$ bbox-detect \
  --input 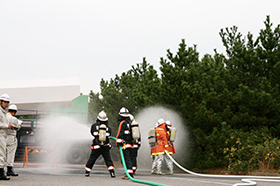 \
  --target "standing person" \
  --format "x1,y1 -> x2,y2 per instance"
85,111 -> 116,178
165,120 -> 175,175
116,107 -> 134,179
150,123 -> 158,174
129,114 -> 141,175
6,104 -> 22,177
0,94 -> 12,181
154,118 -> 169,175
